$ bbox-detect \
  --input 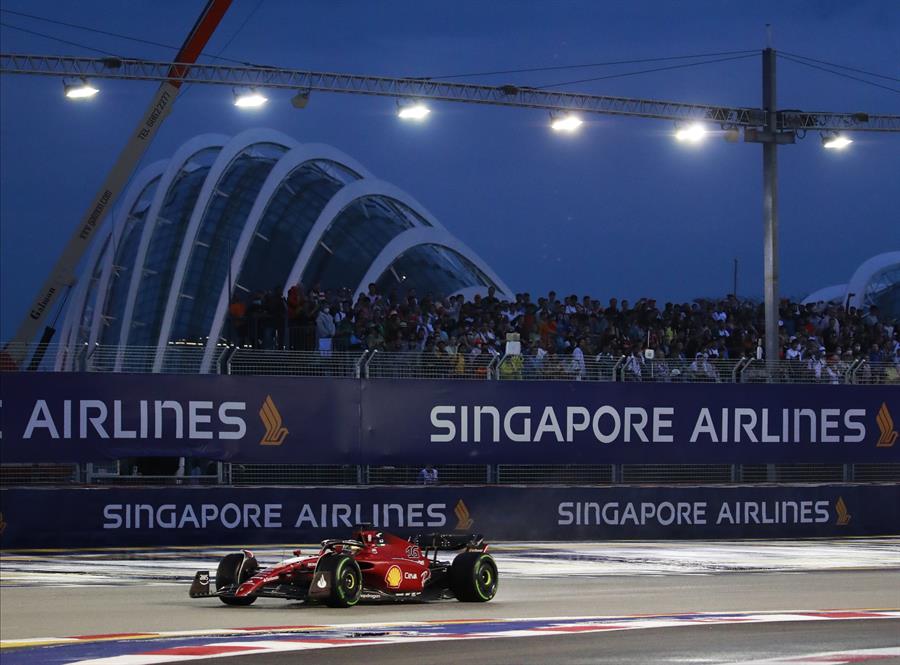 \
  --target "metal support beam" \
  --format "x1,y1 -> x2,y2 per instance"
3,53 -> 899,131
762,48 -> 780,369
0,53 -> 763,124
